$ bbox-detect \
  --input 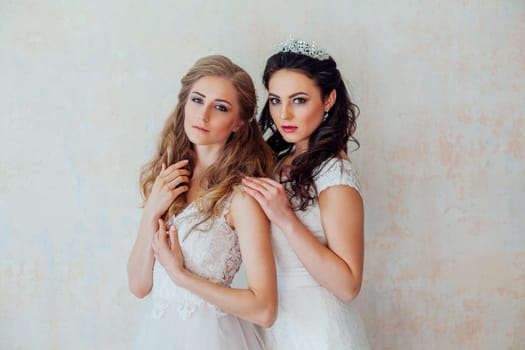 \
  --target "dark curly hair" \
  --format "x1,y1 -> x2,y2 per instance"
259,52 -> 360,210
